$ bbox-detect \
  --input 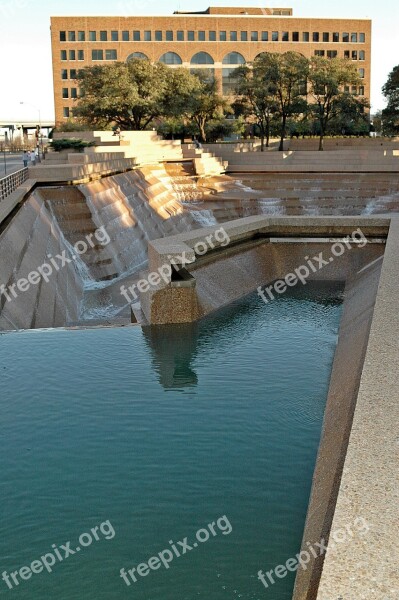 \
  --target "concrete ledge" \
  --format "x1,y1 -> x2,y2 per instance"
315,217 -> 399,600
